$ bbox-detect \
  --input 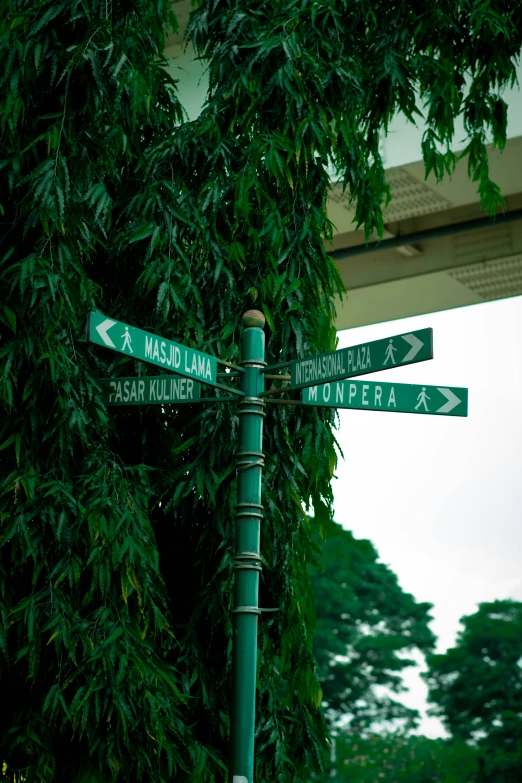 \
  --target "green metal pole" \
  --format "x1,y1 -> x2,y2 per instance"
229,310 -> 266,783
